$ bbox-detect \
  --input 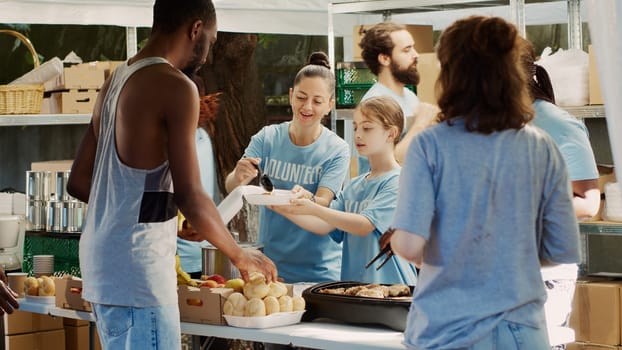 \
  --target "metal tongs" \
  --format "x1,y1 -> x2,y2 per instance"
365,228 -> 395,271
